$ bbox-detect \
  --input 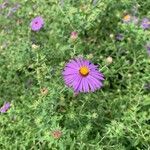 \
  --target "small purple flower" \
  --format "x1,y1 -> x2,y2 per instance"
141,18 -> 150,30
0,0 -> 9,9
116,34 -> 124,41
70,31 -> 78,40
0,102 -> 11,113
146,43 -> 150,55
62,58 -> 104,93
30,16 -> 44,31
